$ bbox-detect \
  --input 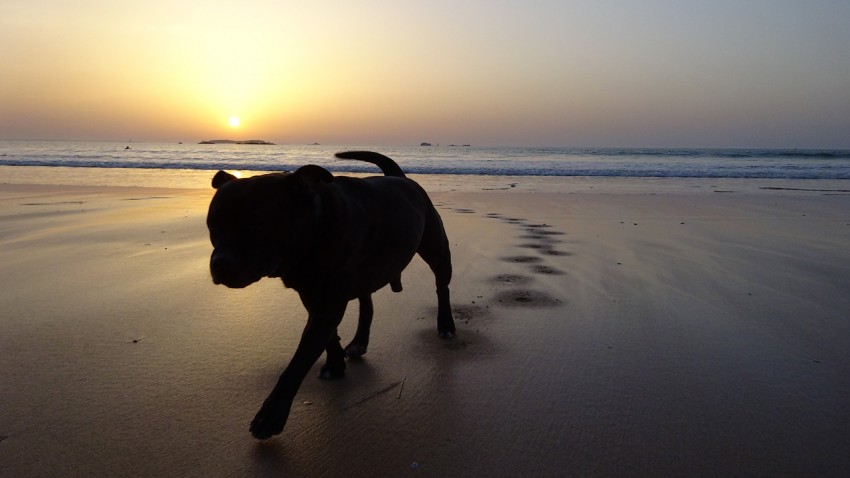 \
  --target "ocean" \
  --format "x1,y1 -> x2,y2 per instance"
2,140 -> 850,180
